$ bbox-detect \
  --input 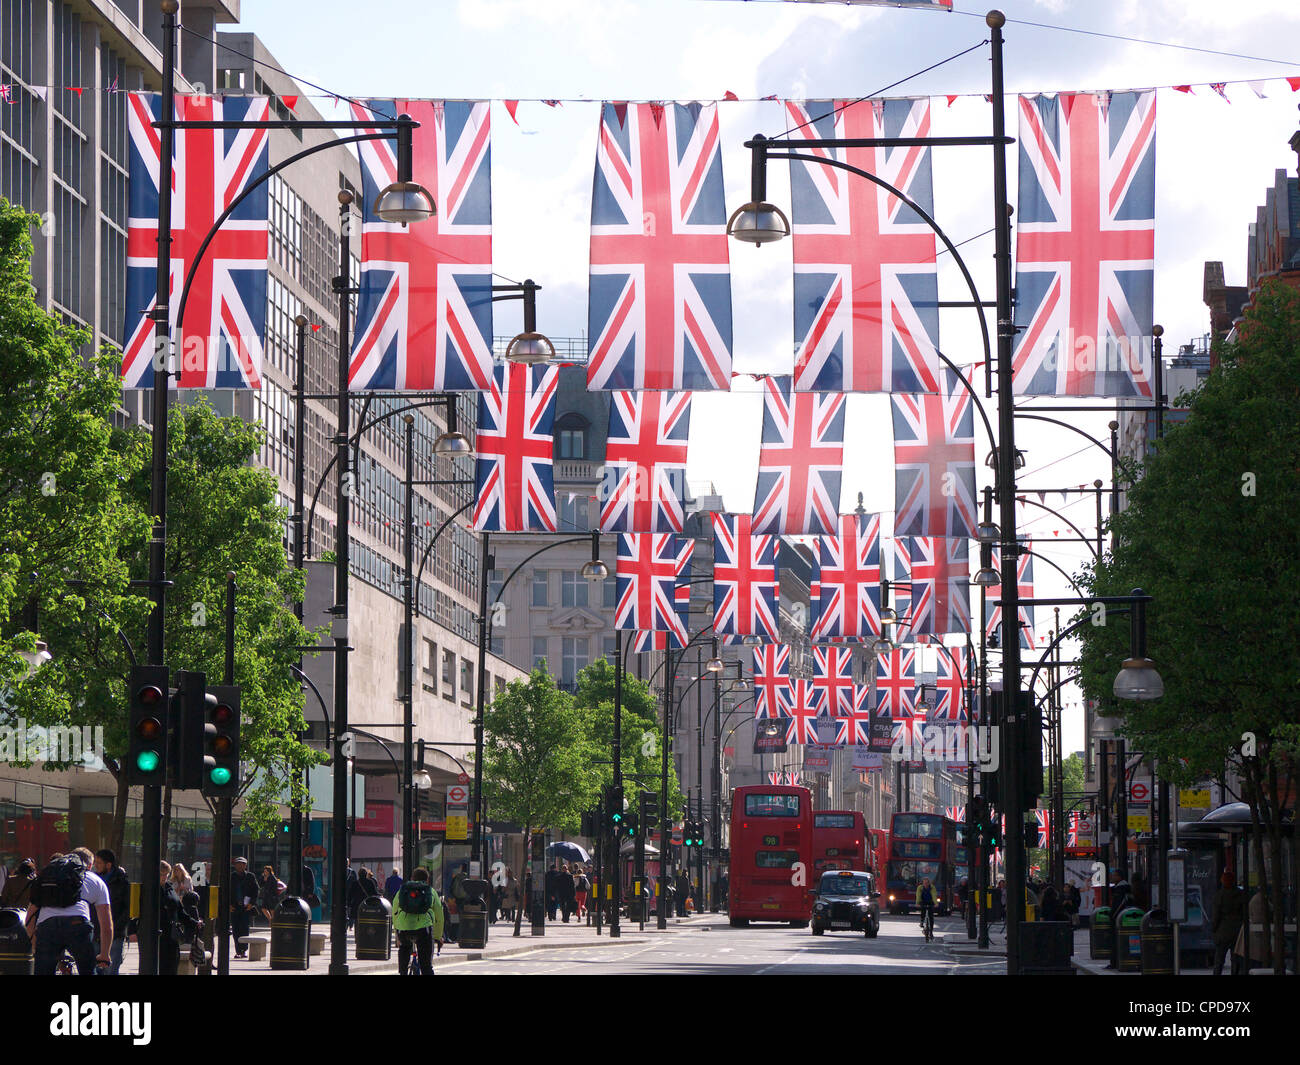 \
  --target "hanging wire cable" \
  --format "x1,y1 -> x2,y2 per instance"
772,38 -> 988,139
